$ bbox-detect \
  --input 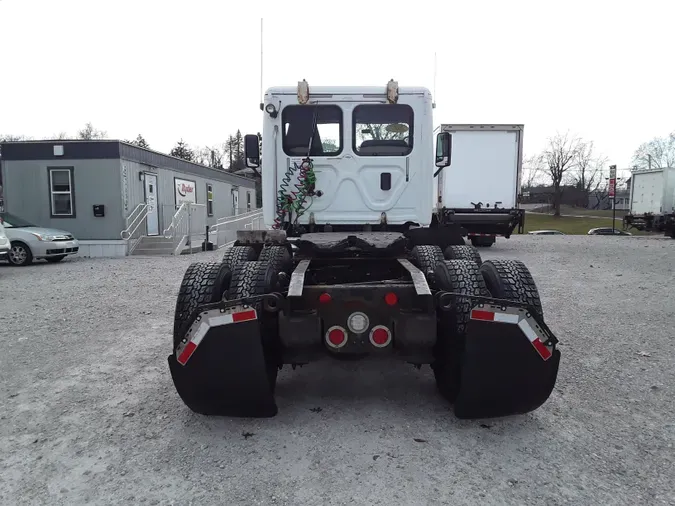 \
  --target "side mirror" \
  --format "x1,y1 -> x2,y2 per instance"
244,134 -> 260,169
435,132 -> 452,171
